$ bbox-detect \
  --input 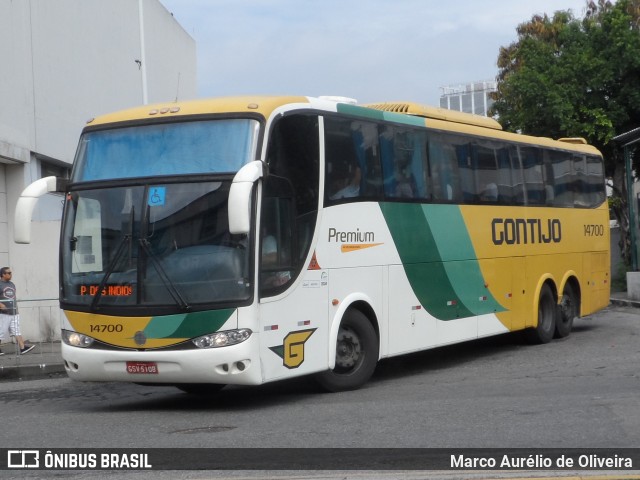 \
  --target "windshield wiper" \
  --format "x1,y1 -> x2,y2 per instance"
90,233 -> 131,311
138,238 -> 190,311
90,205 -> 135,311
